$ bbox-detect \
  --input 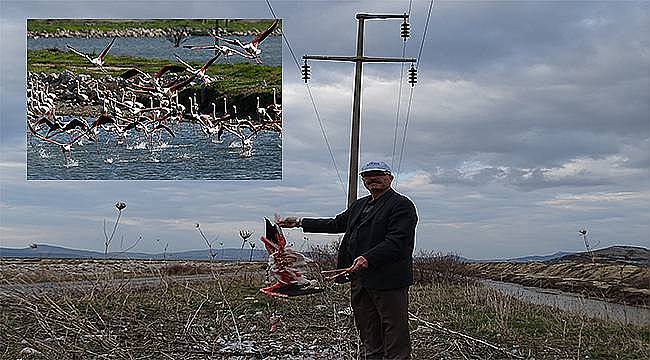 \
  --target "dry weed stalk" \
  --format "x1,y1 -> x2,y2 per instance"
103,201 -> 126,257
248,242 -> 256,262
195,223 -> 219,261
215,271 -> 242,346
239,228 -> 253,262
